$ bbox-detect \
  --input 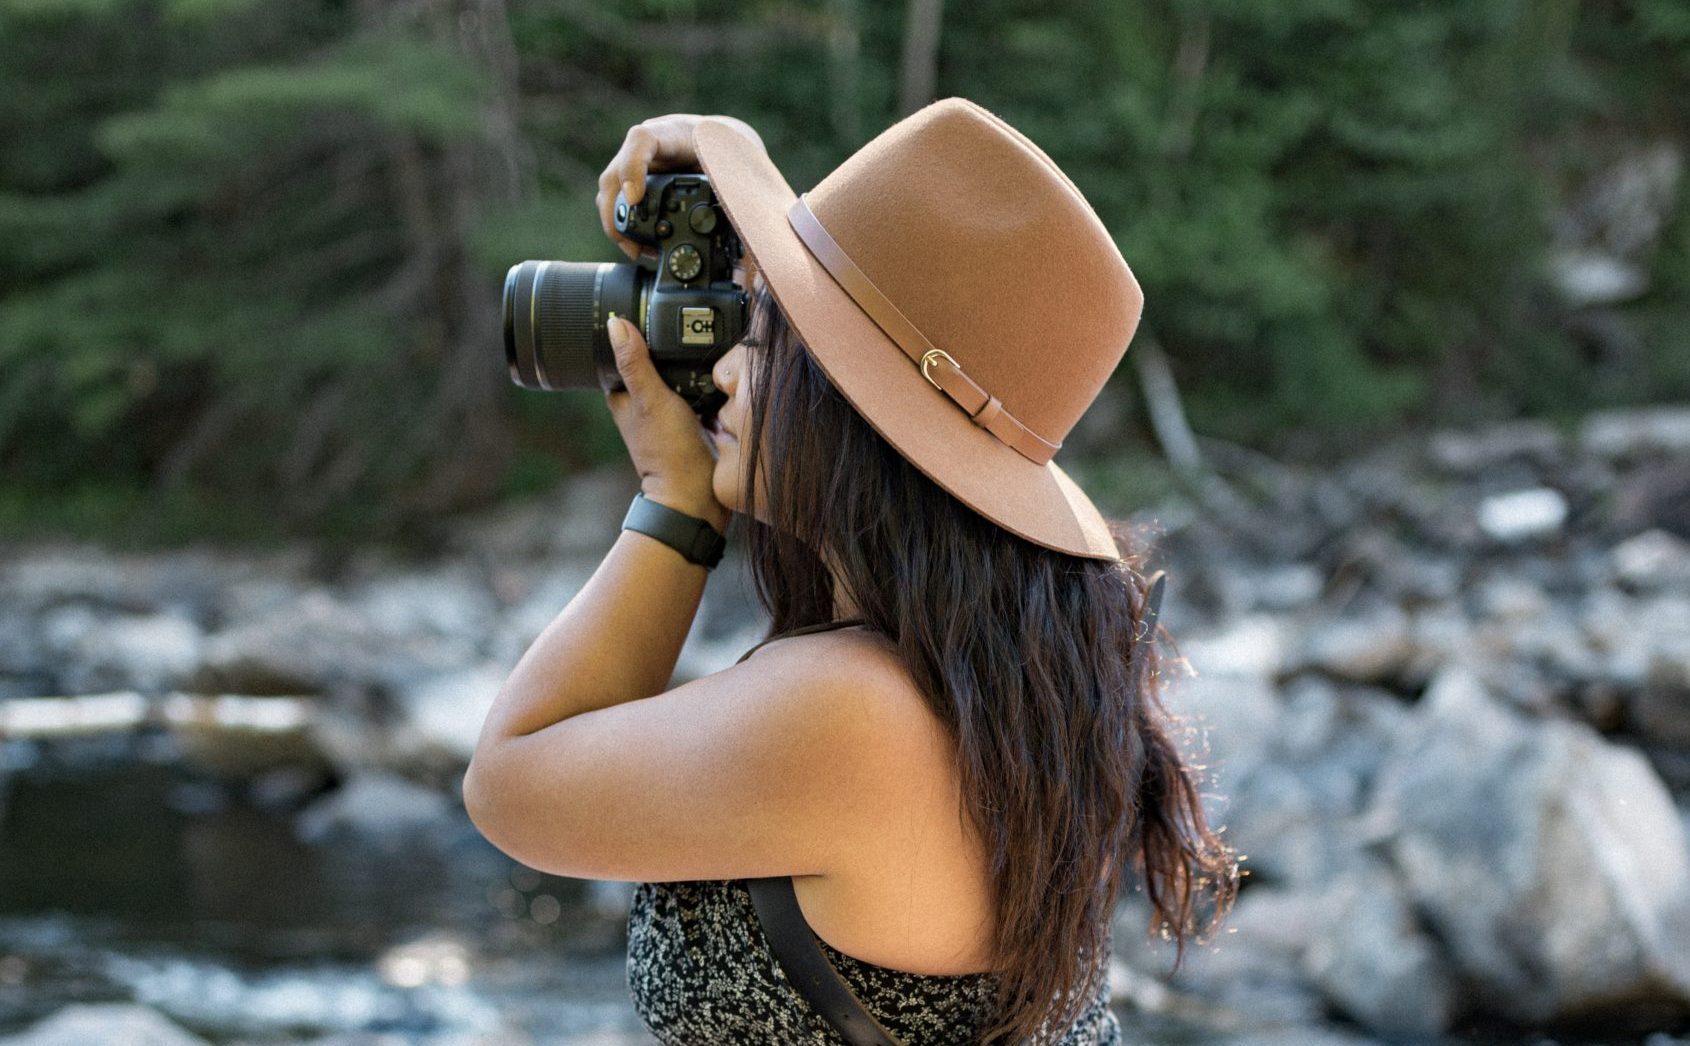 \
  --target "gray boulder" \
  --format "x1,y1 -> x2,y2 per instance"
1372,665 -> 1690,1022
1579,588 -> 1690,747
1299,856 -> 1456,1036
1635,644 -> 1690,748
392,661 -> 507,765
1582,406 -> 1690,459
1176,614 -> 1294,680
1476,486 -> 1568,543
195,588 -> 465,695
343,565 -> 495,658
1292,604 -> 1416,685
1112,886 -> 1330,1030
1155,668 -> 1282,828
0,1003 -> 209,1046
1212,680 -> 1406,889
1427,420 -> 1565,475
1238,563 -> 1326,614
294,770 -> 456,845
41,608 -> 203,693
1613,529 -> 1690,592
